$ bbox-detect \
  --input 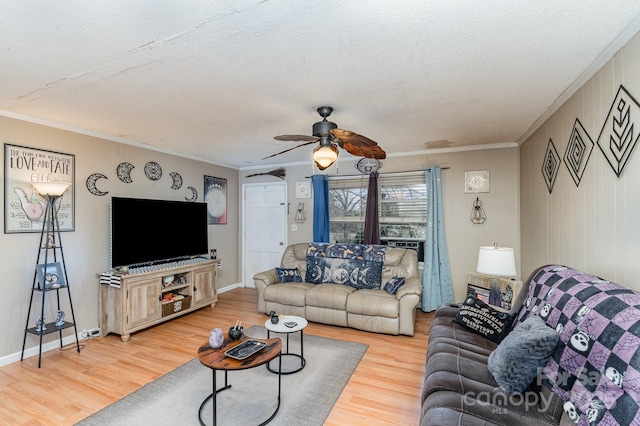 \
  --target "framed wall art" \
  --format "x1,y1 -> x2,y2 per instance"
464,170 -> 490,193
4,144 -> 75,233
204,175 -> 227,224
295,181 -> 311,198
